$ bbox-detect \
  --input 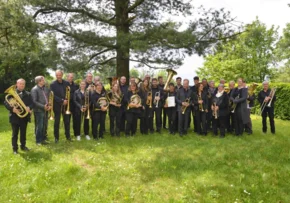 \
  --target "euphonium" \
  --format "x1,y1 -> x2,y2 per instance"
247,83 -> 258,104
65,86 -> 71,114
163,69 -> 177,91
4,85 -> 29,118
181,97 -> 190,114
48,91 -> 54,120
